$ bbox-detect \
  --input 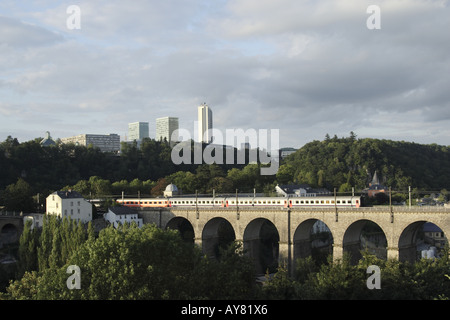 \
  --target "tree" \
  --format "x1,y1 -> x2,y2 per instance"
88,176 -> 111,198
26,224 -> 257,300
17,220 -> 38,278
276,164 -> 295,185
2,178 -> 35,213
151,178 -> 168,197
